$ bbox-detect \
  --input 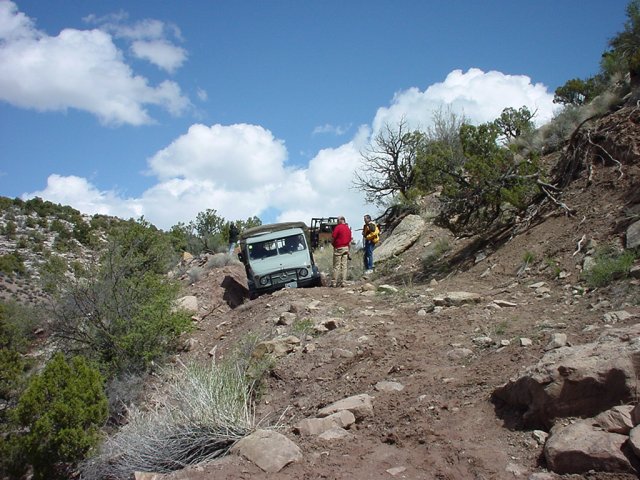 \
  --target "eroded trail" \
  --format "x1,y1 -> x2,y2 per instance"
167,258 -> 639,480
